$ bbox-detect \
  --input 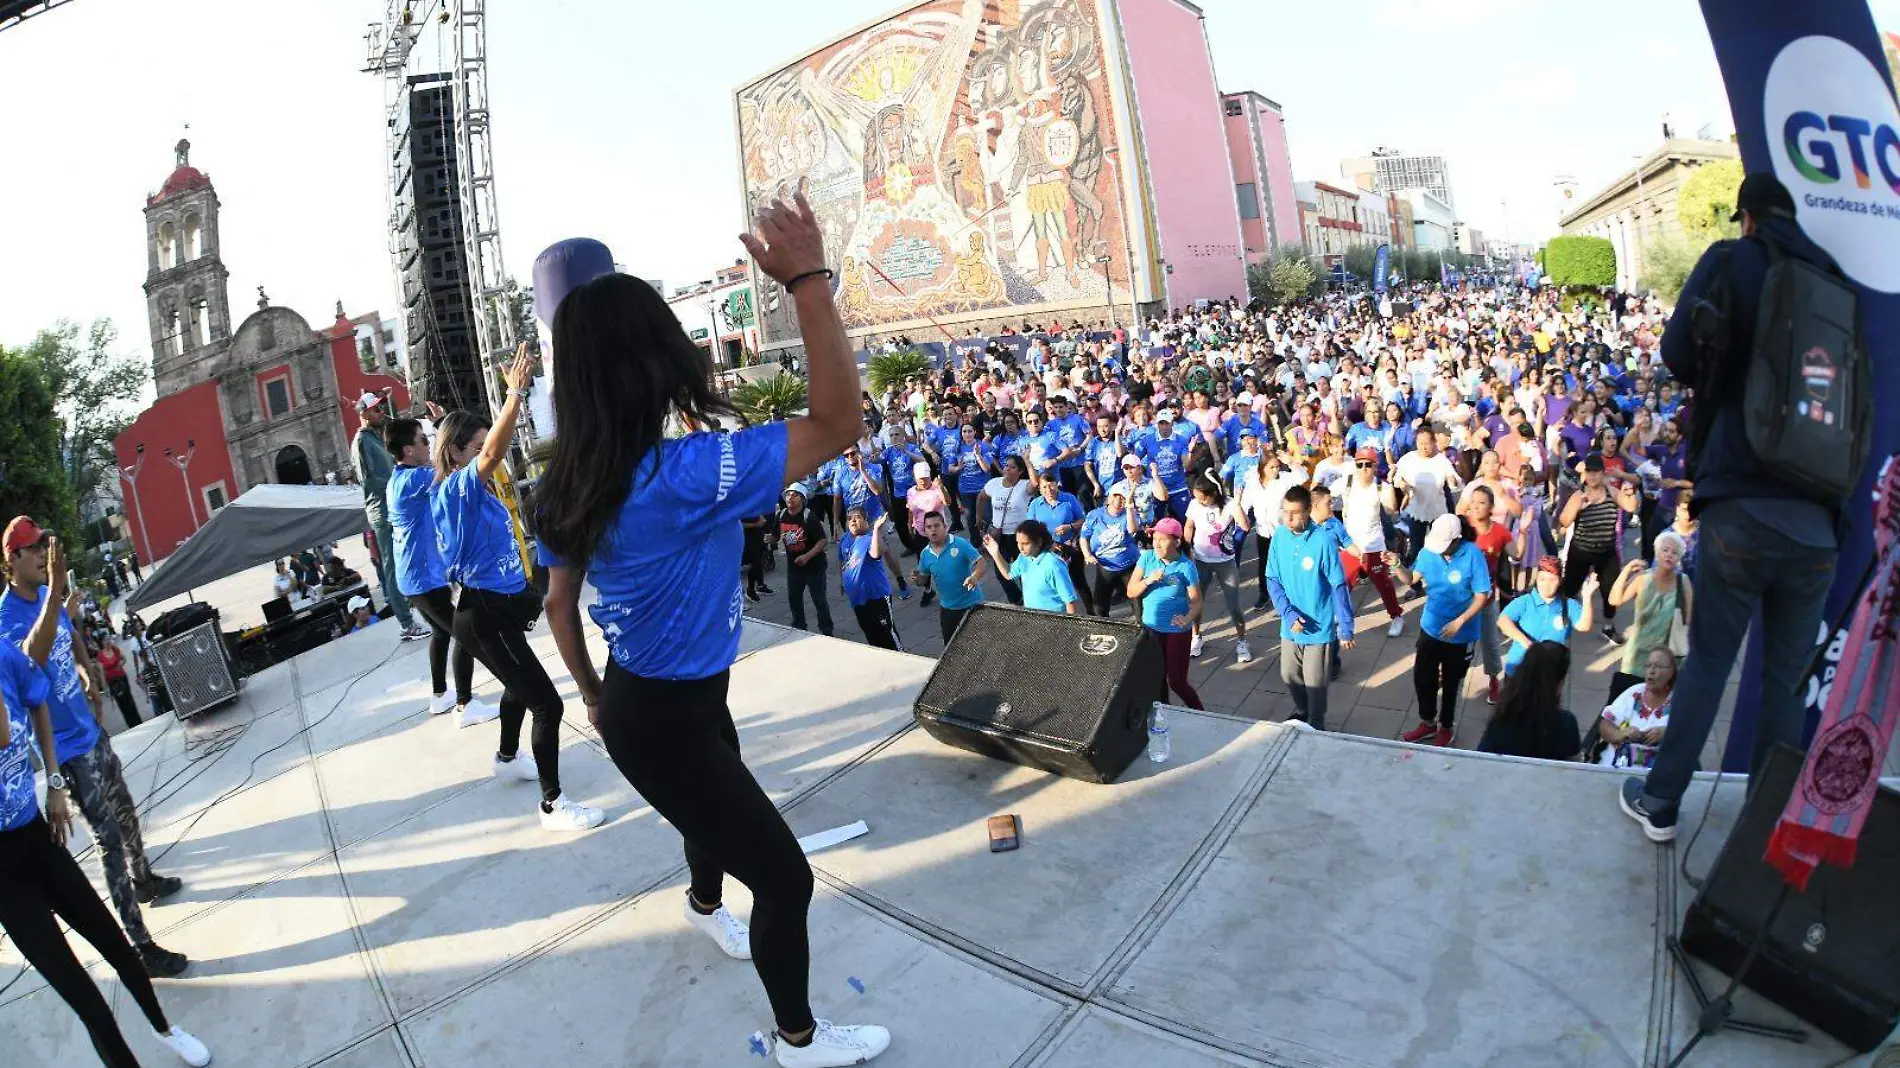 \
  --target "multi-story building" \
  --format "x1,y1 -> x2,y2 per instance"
392,76 -> 482,413
114,142 -> 411,562
1294,180 -> 1362,265
1388,193 -> 1416,250
1356,189 -> 1390,252
1557,137 -> 1740,291
665,260 -> 763,368
1454,222 -> 1487,259
1343,148 -> 1457,213
1221,91 -> 1301,263
1402,189 -> 1455,250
